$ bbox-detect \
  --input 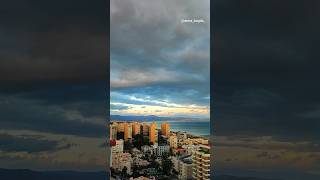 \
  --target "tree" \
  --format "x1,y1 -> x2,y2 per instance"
132,165 -> 140,178
161,153 -> 173,175
121,166 -> 128,180
117,132 -> 124,140
143,136 -> 150,145
149,160 -> 160,170
132,134 -> 144,149
124,140 -> 133,151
